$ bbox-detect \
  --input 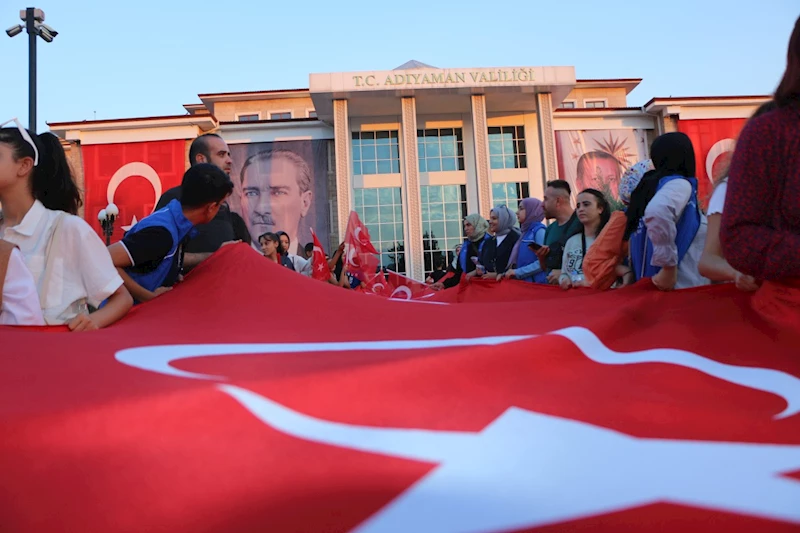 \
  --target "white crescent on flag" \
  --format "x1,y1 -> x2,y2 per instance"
390,286 -> 413,300
107,162 -> 163,213
705,138 -> 736,183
